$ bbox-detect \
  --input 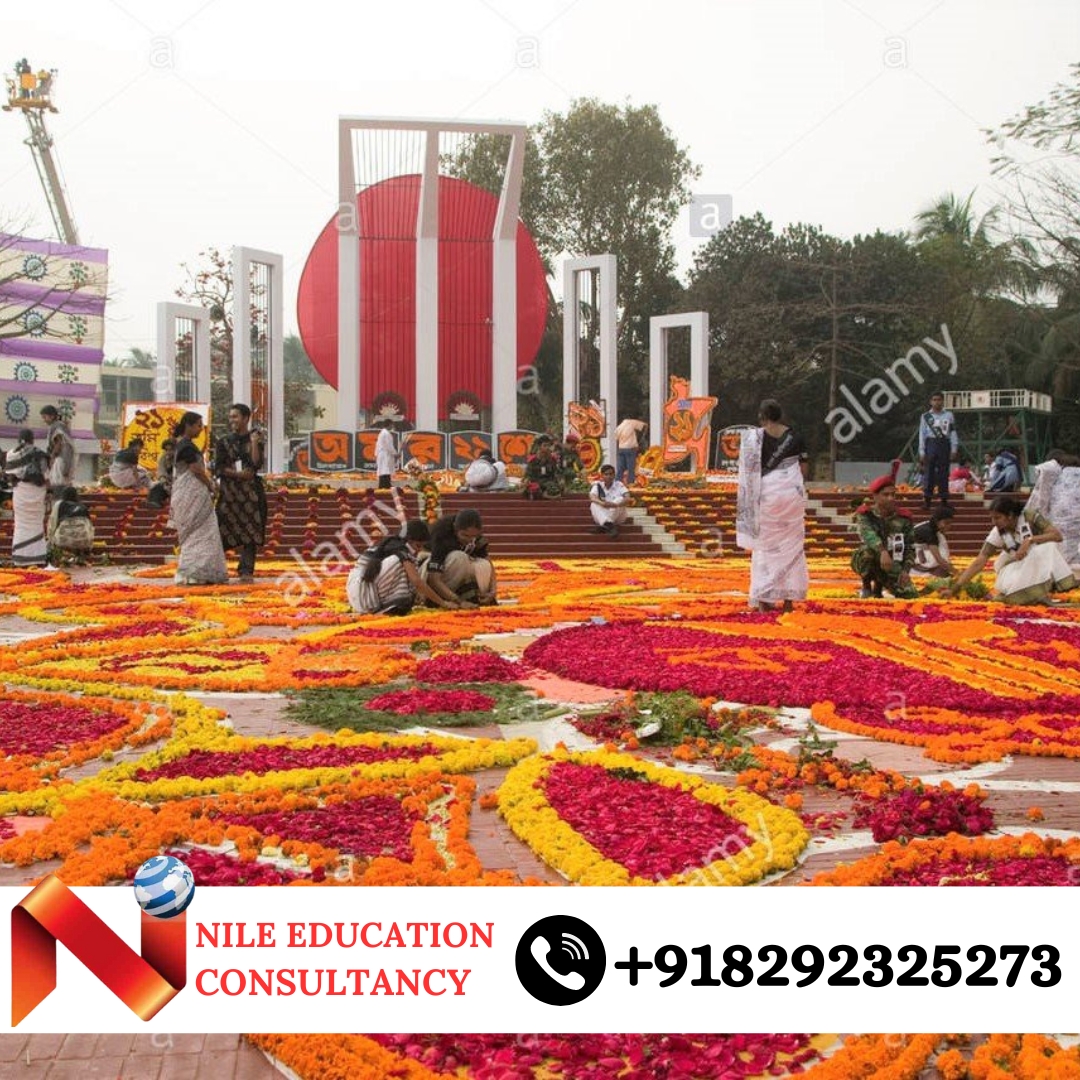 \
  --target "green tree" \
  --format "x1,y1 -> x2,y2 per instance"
912,191 -> 1036,388
176,249 -> 320,439
283,333 -> 325,436
175,247 -> 233,436
687,215 -> 941,472
445,100 -> 699,422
